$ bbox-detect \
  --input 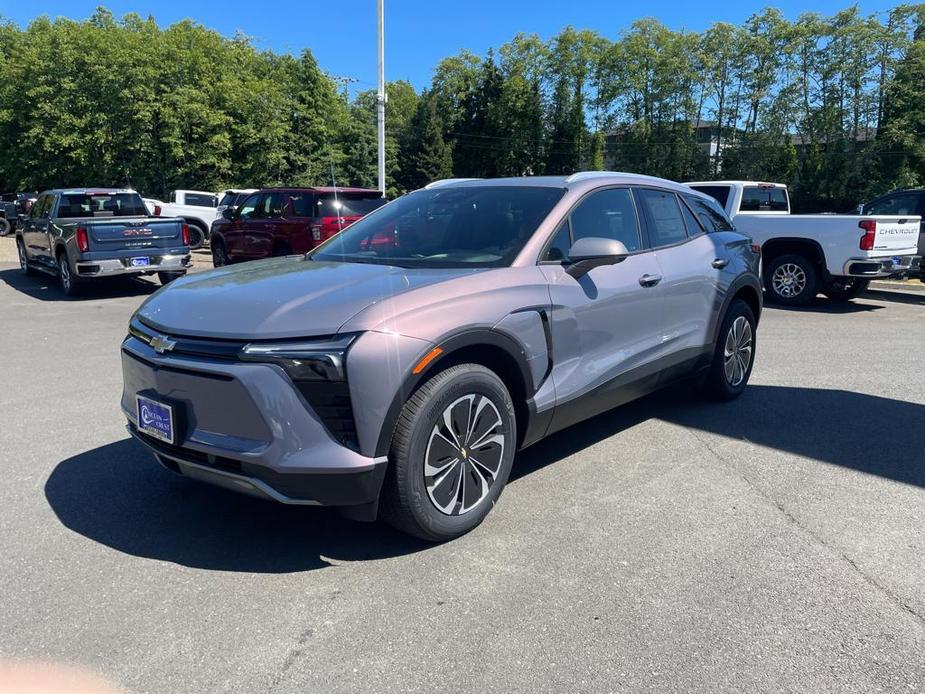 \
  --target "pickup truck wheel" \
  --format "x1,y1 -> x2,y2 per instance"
822,278 -> 870,302
380,364 -> 516,542
17,238 -> 36,276
765,254 -> 817,306
158,271 -> 185,285
0,217 -> 10,236
57,252 -> 81,297
702,299 -> 757,401
186,224 -> 205,251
